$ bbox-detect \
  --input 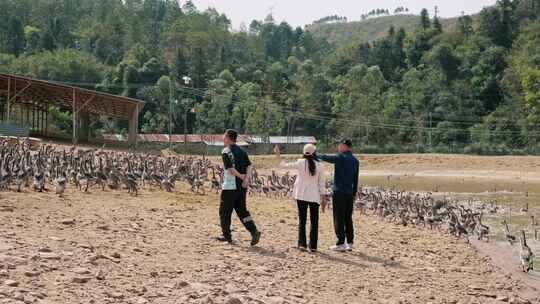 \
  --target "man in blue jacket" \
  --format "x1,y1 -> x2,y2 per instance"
318,139 -> 359,252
